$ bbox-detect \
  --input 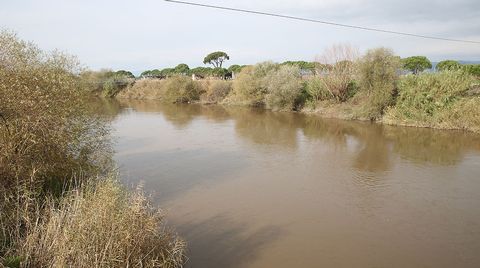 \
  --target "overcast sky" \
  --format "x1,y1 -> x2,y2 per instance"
2,0 -> 479,74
